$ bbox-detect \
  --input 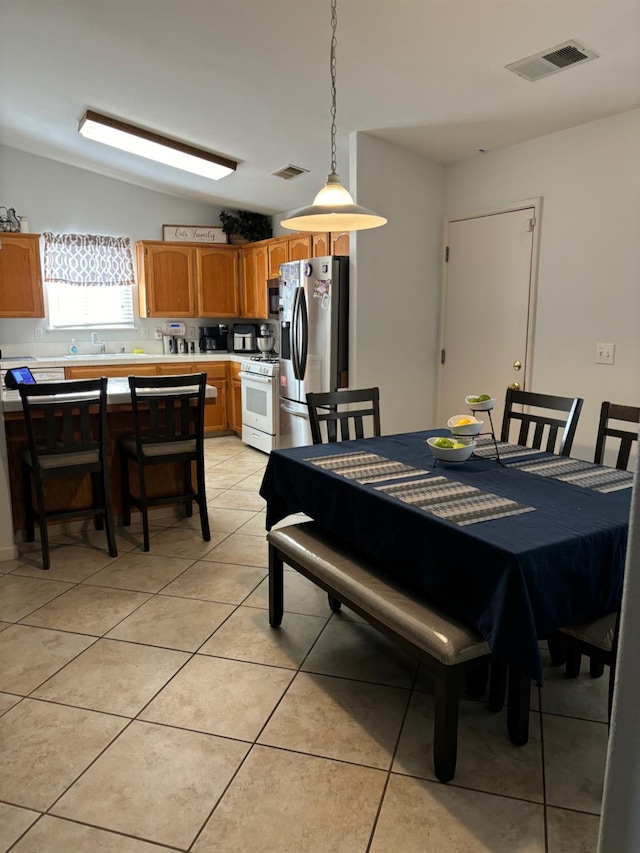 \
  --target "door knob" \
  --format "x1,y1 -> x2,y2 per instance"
508,382 -> 521,391
513,360 -> 522,371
